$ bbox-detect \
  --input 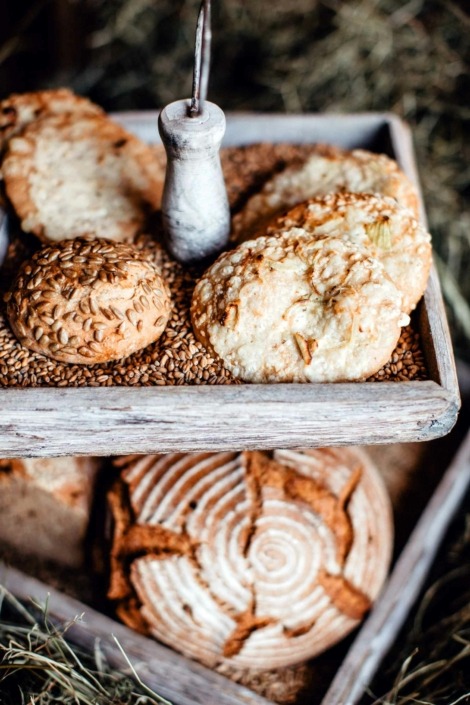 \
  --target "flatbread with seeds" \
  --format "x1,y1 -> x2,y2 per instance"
191,228 -> 409,383
232,146 -> 420,243
0,88 -> 103,156
1,112 -> 166,243
268,192 -> 431,313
